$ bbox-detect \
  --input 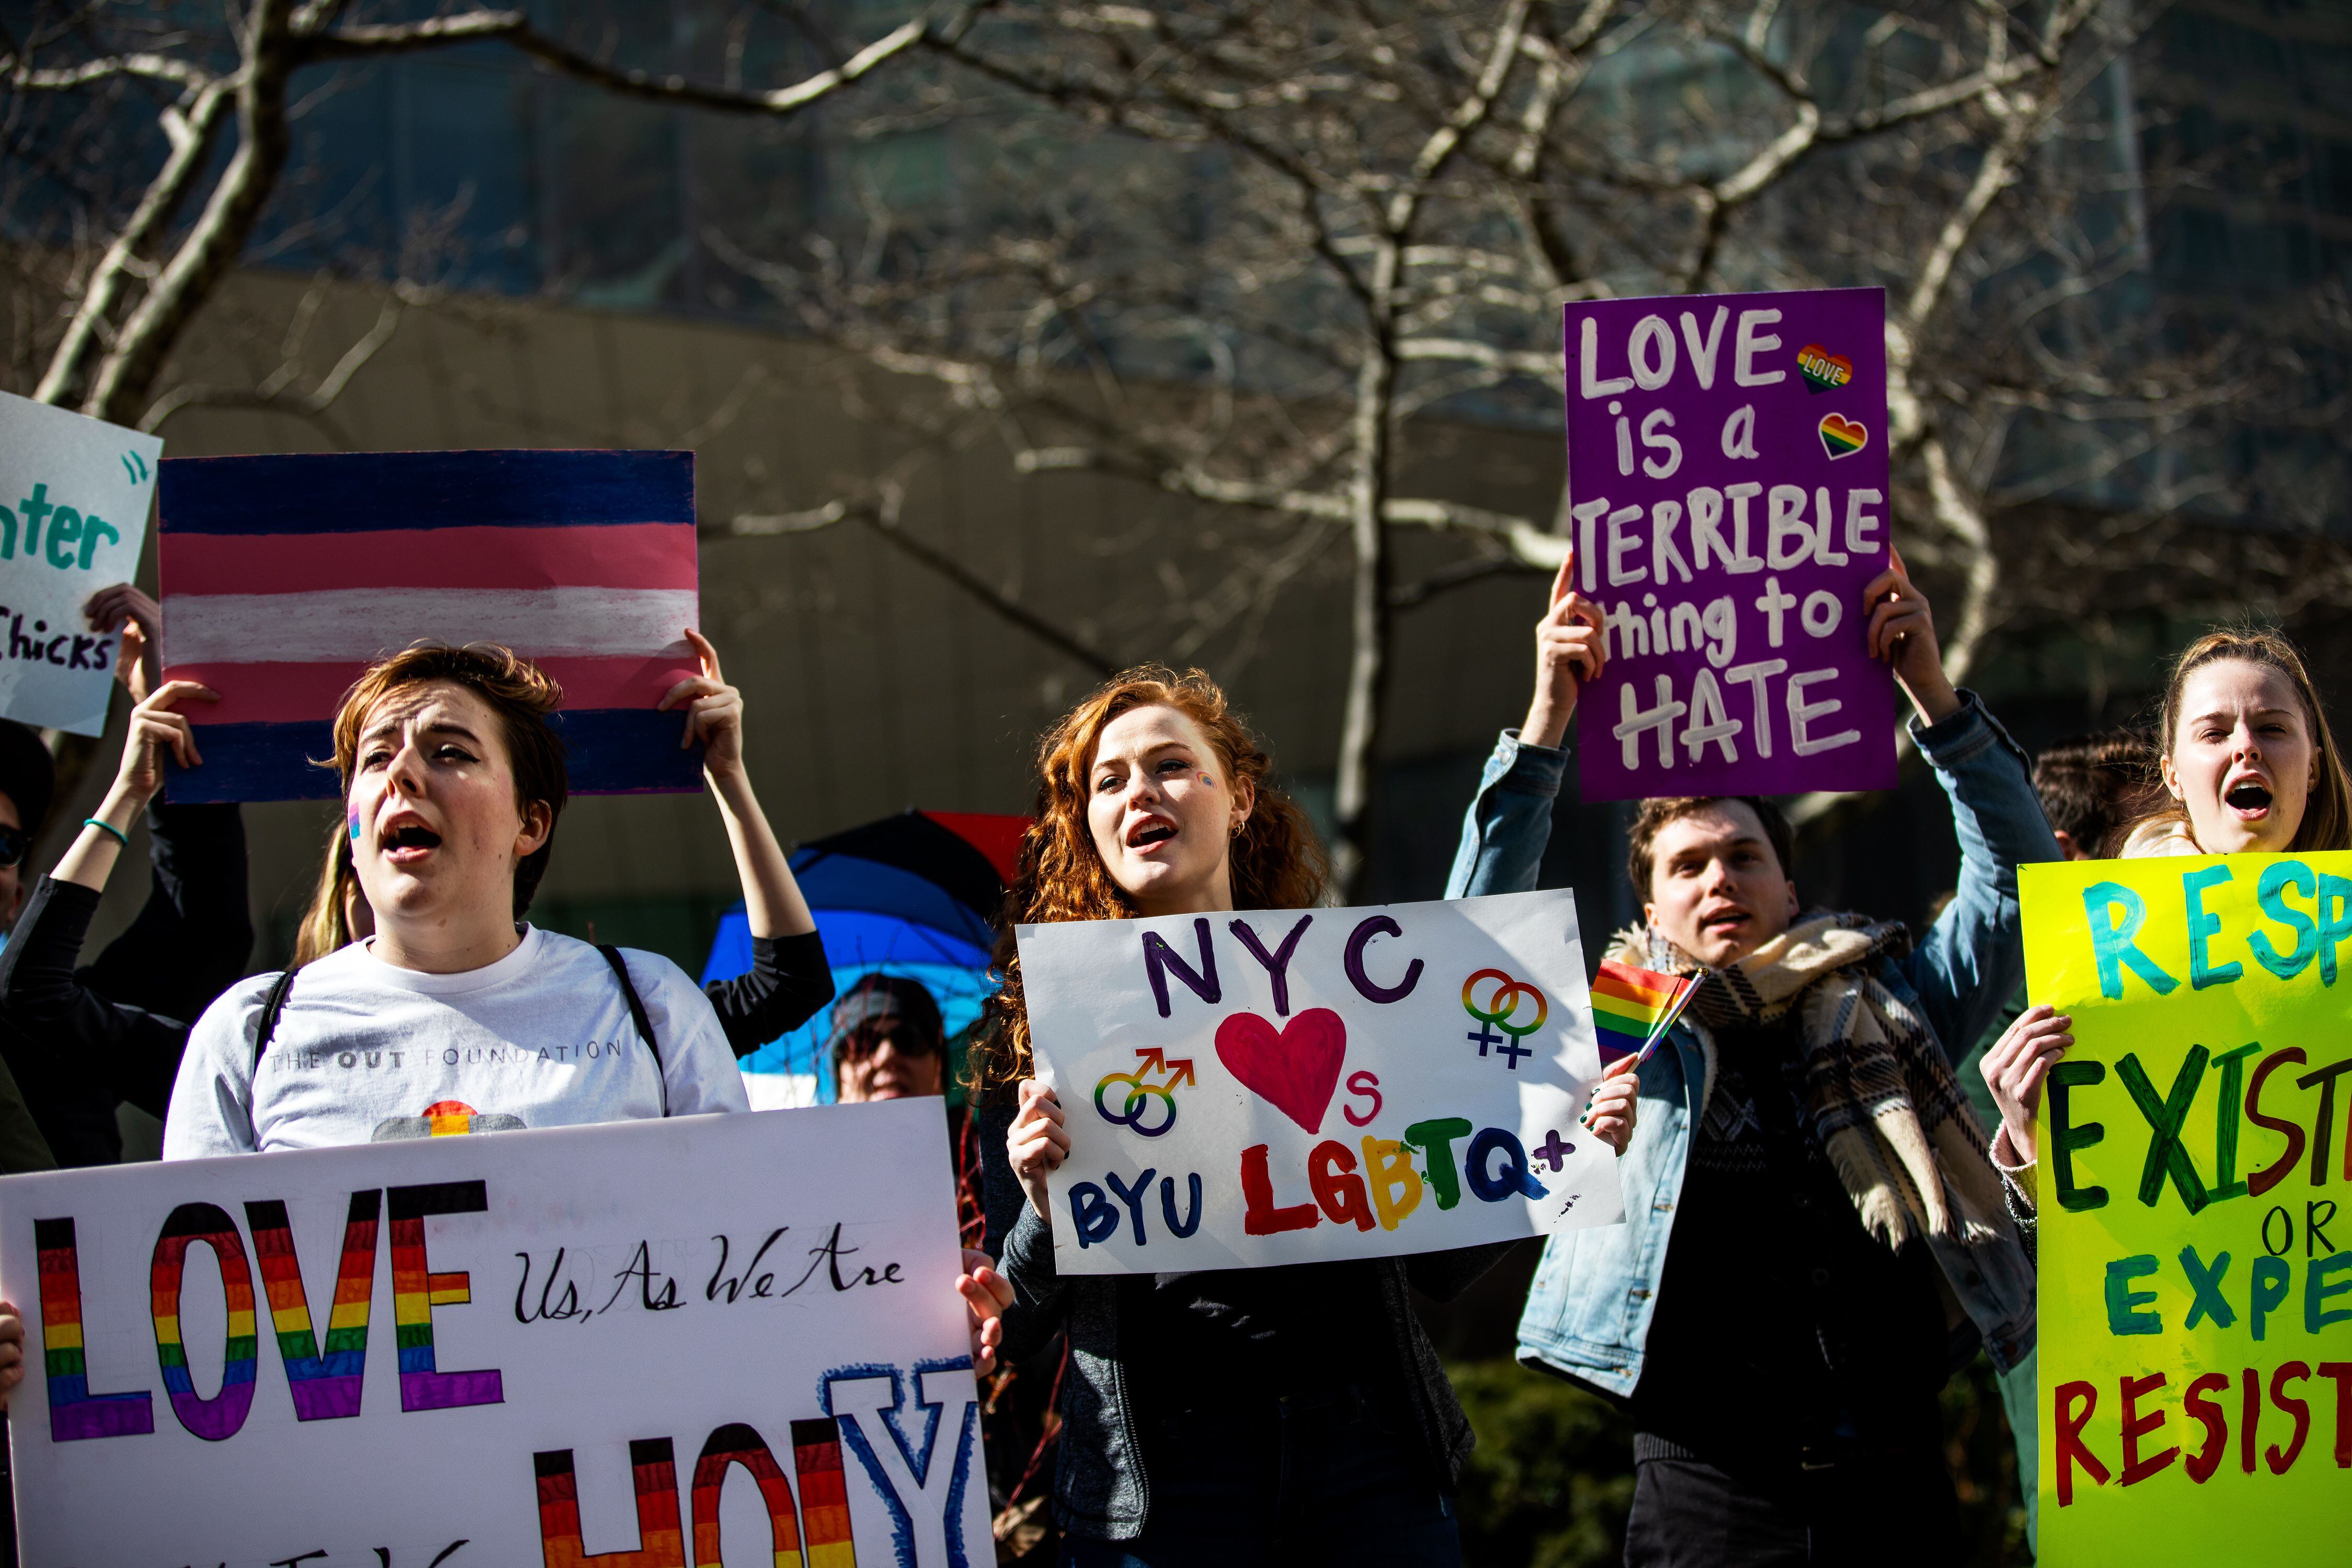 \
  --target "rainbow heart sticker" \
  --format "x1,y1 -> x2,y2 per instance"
1797,343 -> 1853,395
1818,413 -> 1869,459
